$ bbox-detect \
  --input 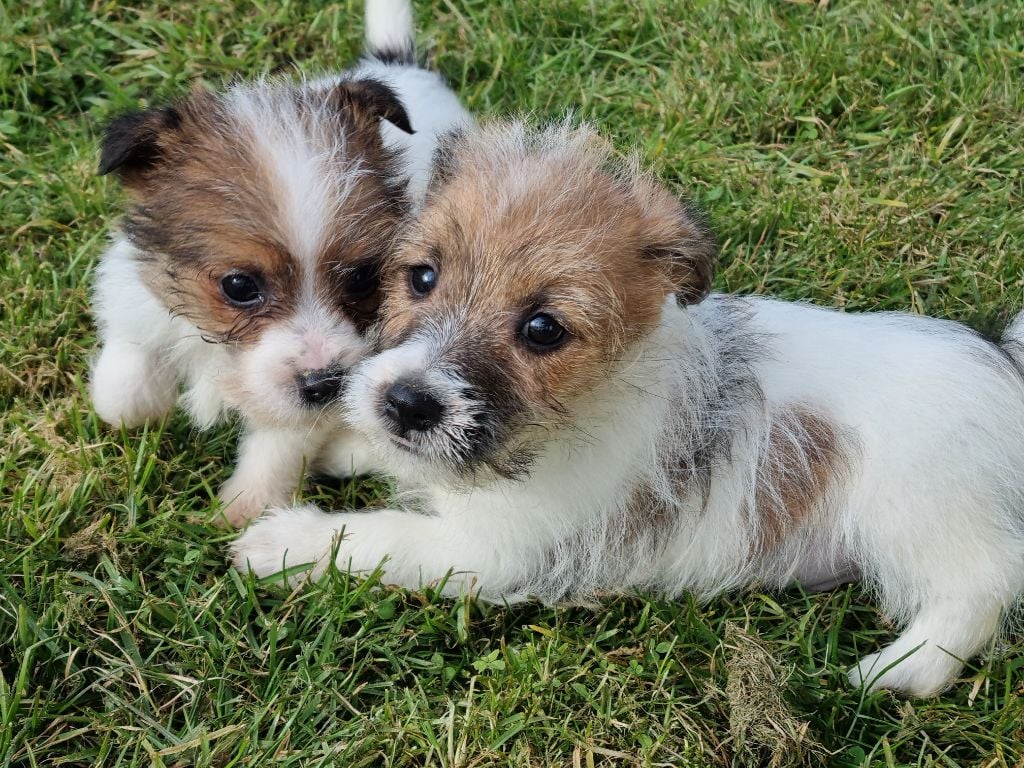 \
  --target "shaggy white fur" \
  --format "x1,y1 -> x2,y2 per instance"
90,0 -> 471,525
233,121 -> 1024,697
